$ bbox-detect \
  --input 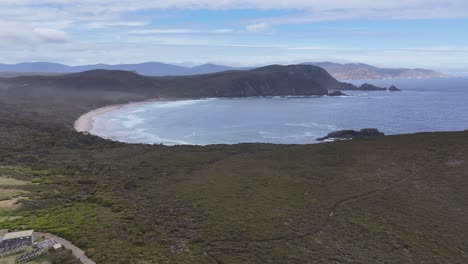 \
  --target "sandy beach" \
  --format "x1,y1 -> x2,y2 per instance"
74,104 -> 125,133
73,98 -> 180,133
